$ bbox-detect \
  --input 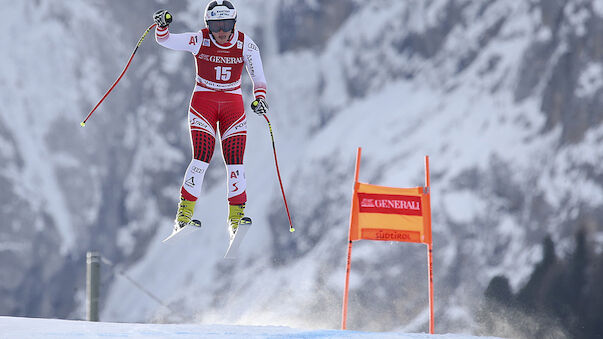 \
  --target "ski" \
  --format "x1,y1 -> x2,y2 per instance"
162,219 -> 201,242
224,217 -> 252,259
